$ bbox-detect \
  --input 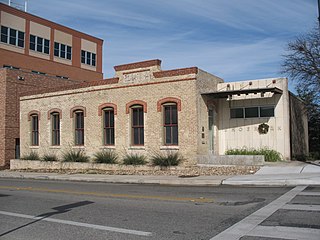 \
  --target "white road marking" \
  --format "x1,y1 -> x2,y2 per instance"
0,210 -> 152,237
282,203 -> 320,211
247,225 -> 320,240
299,191 -> 320,196
209,185 -> 307,240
